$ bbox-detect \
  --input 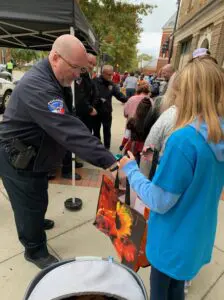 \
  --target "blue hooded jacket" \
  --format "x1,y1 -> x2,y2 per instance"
122,121 -> 224,280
